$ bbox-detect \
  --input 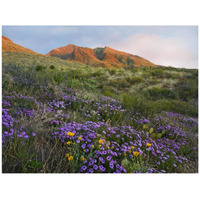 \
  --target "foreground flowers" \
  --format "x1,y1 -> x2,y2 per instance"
67,132 -> 75,137
68,156 -> 74,161
2,90 -> 198,173
133,151 -> 139,156
146,143 -> 151,147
